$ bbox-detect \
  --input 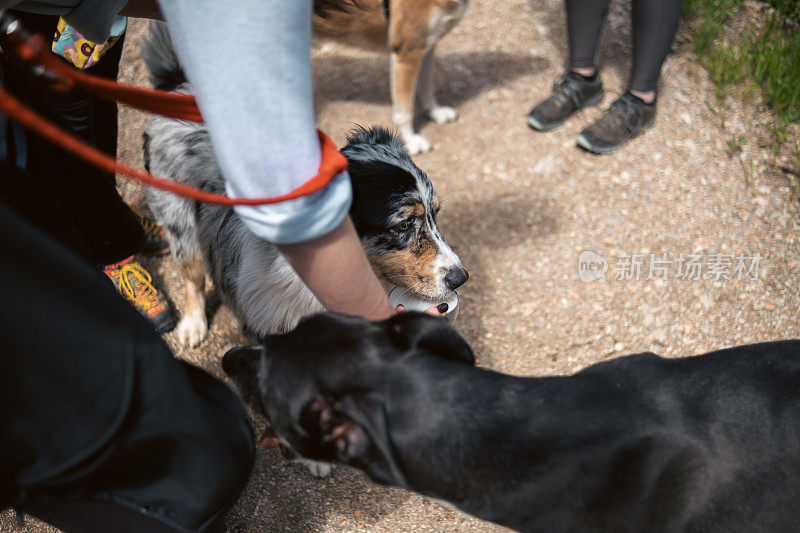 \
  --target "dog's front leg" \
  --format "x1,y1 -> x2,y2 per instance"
176,255 -> 208,347
299,458 -> 333,478
418,46 -> 458,125
391,48 -> 430,154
